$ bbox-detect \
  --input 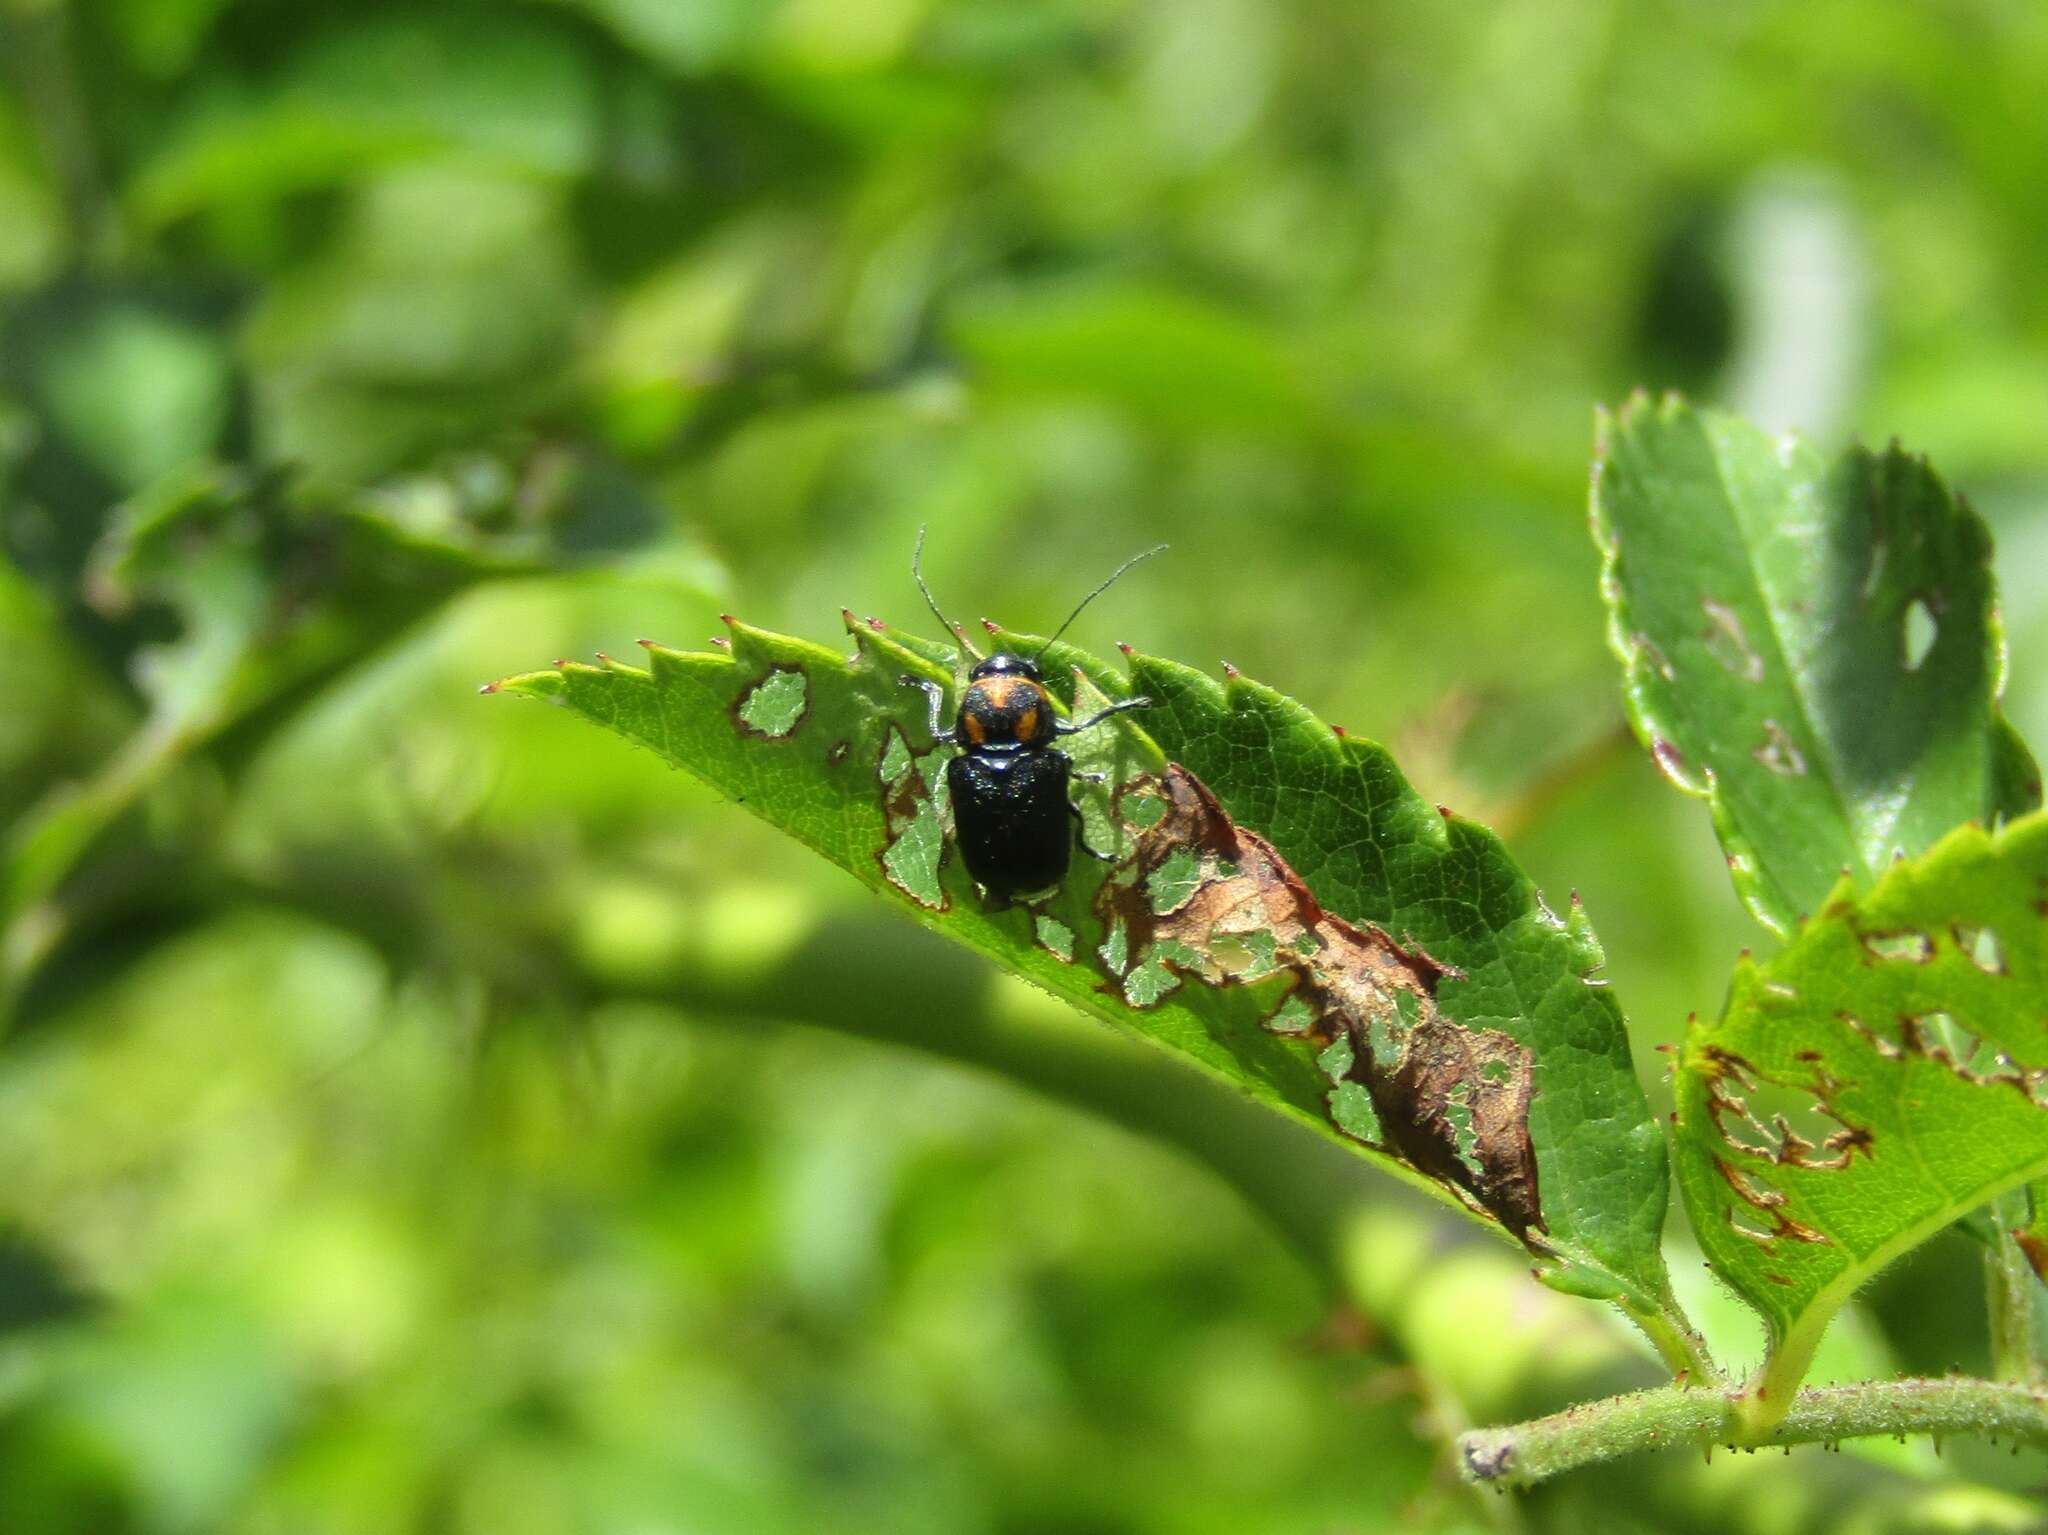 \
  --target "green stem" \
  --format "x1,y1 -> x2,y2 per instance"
1617,1293 -> 1723,1388
1987,1189 -> 2043,1386
1459,1377 -> 2048,1489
